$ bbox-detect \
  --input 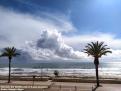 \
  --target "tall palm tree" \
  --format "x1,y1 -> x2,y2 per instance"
84,41 -> 112,87
0,47 -> 20,83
